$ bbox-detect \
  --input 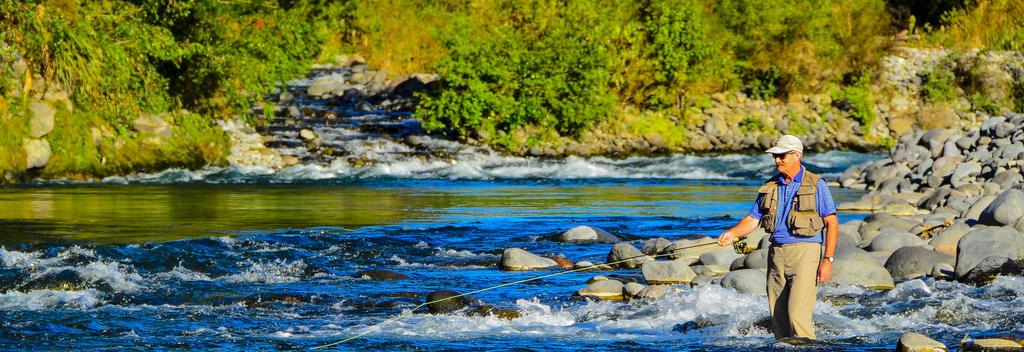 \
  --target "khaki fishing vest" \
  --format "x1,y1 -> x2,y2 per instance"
757,170 -> 824,237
